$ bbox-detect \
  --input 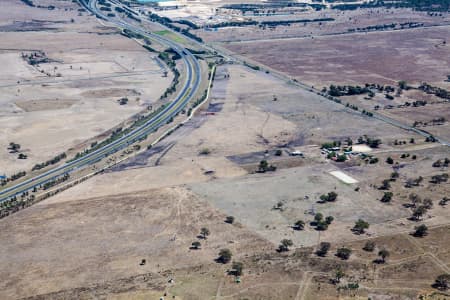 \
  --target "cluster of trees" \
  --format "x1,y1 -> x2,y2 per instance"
222,2 -> 317,14
8,142 -> 21,153
394,138 -> 415,145
357,135 -> 382,148
332,0 -> 449,11
32,153 -> 67,171
158,50 -> 181,100
413,117 -> 446,127
407,193 -> 433,221
0,194 -> 35,219
348,22 -> 423,34
430,173 -> 448,184
360,153 -> 379,164
175,20 -> 199,30
419,83 -> 450,100
42,173 -> 70,190
1,171 -> 26,186
321,140 -> 341,149
327,85 -> 371,97
191,227 -> 210,250
432,158 -> 449,168
312,213 -> 334,231
21,51 -> 49,66
319,191 -> 338,203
